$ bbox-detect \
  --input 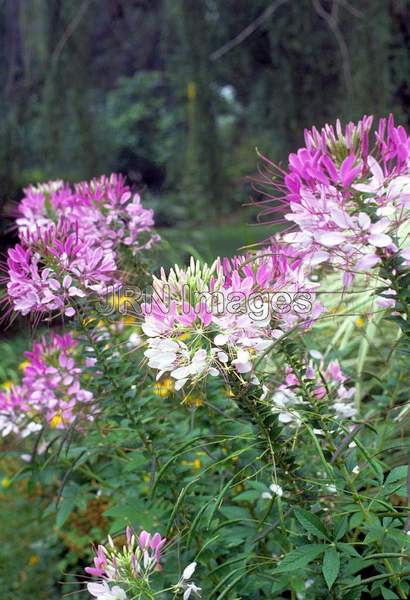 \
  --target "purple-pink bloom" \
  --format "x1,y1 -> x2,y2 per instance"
0,333 -> 95,436
258,114 -> 410,289
6,221 -> 117,318
85,527 -> 167,593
